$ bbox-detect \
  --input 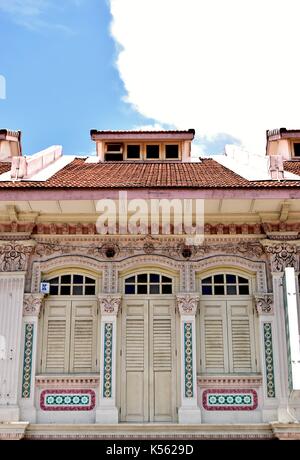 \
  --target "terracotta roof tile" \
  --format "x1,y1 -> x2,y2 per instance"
283,161 -> 300,176
0,162 -> 11,175
1,158 -> 300,189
